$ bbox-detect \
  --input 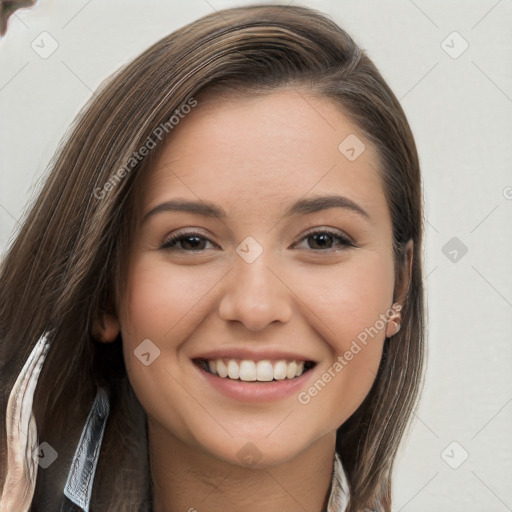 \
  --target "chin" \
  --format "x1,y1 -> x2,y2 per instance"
194,427 -> 323,470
